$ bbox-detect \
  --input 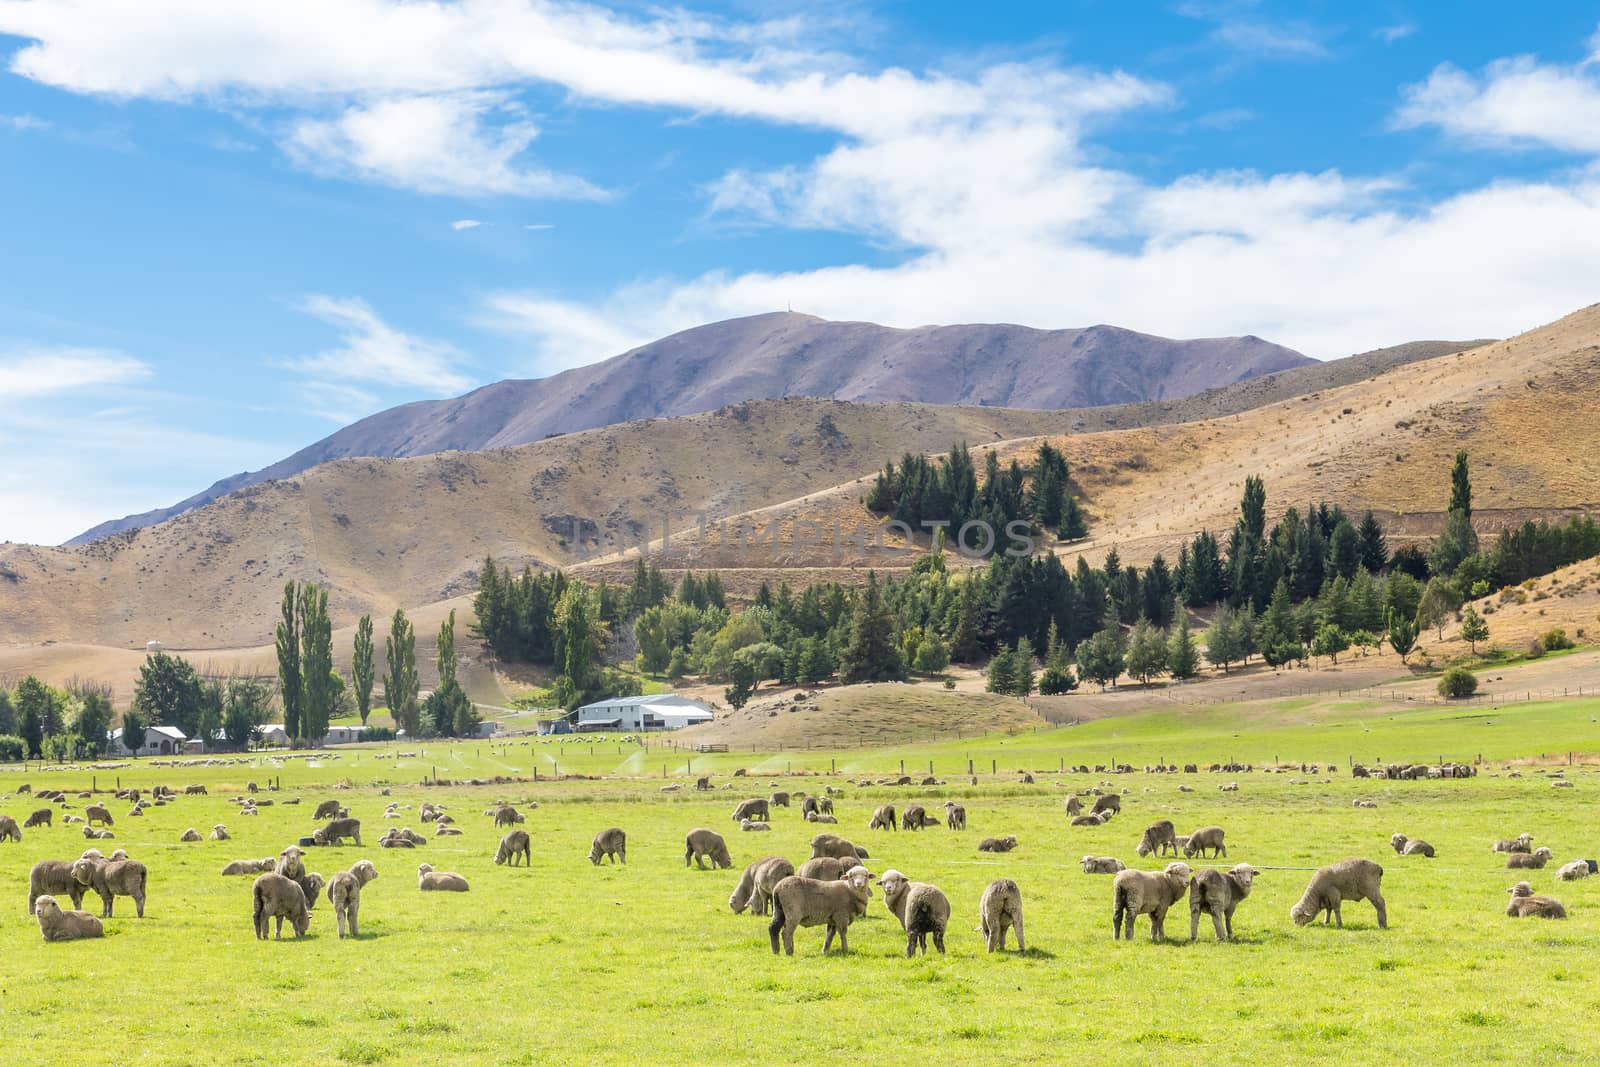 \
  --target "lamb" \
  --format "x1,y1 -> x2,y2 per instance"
979,878 -> 1025,953
729,856 -> 796,916
327,860 -> 378,938
84,804 -> 114,827
1189,864 -> 1260,941
71,857 -> 148,917
879,869 -> 951,956
276,845 -> 306,882
1506,847 -> 1554,870
732,799 -> 769,823
587,828 -> 625,865
978,835 -> 1019,853
868,804 -> 897,831
1556,860 -> 1593,881
1505,881 -> 1566,918
767,866 -> 874,955
810,833 -> 869,862
1081,856 -> 1126,874
1289,858 -> 1387,929
313,799 -> 343,820
29,860 -> 88,914
1112,861 -> 1193,941
1389,833 -> 1435,858
210,824 -> 231,841
685,828 -> 733,870
313,817 -> 363,847
252,873 -> 311,939
1136,819 -> 1179,858
222,858 -> 276,876
417,863 -> 469,891
0,814 -> 21,842
24,808 -> 52,828
34,895 -> 104,942
493,806 -> 524,827
1183,826 -> 1227,859
944,801 -> 966,830
805,812 -> 839,824
297,872 -> 327,910
1492,833 -> 1534,854
1092,794 -> 1121,816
